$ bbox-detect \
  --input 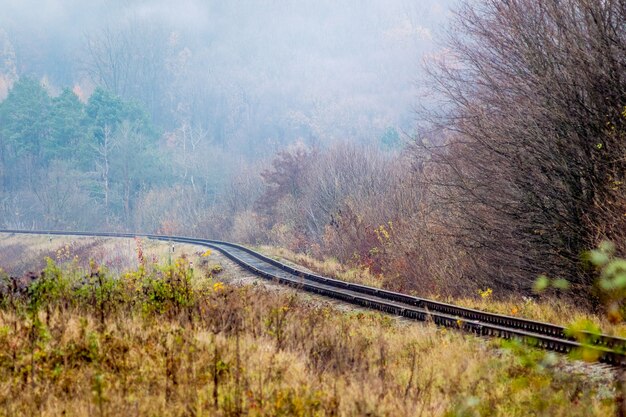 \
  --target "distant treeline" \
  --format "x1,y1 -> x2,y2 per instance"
0,78 -> 166,228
